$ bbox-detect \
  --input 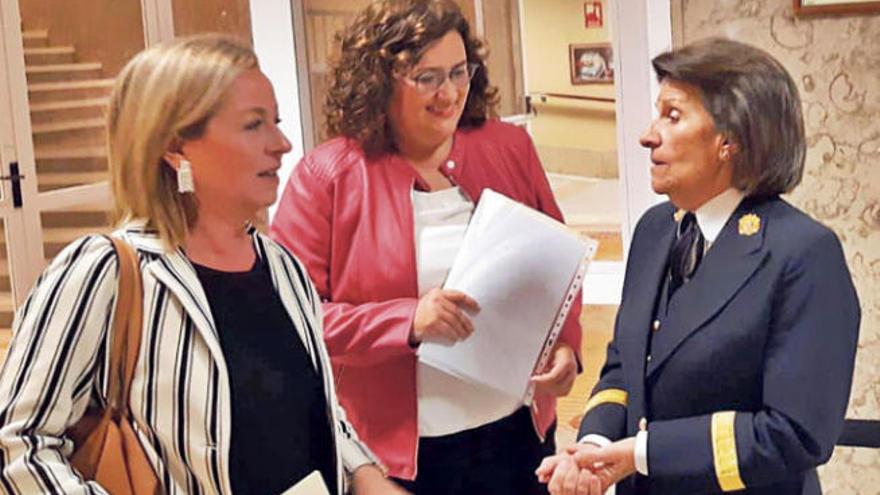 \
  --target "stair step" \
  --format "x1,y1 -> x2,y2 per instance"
24,46 -> 75,64
30,98 -> 108,124
44,226 -> 112,243
46,227 -> 113,258
28,78 -> 114,93
21,29 -> 48,48
30,97 -> 108,113
0,292 -> 13,329
0,226 -> 112,260
32,117 -> 105,135
28,78 -> 114,103
21,29 -> 48,39
26,63 -> 103,84
42,210 -> 112,228
24,46 -> 75,56
32,118 -> 106,149
26,62 -> 102,74
38,171 -> 109,192
35,146 -> 108,174
35,146 -> 106,160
